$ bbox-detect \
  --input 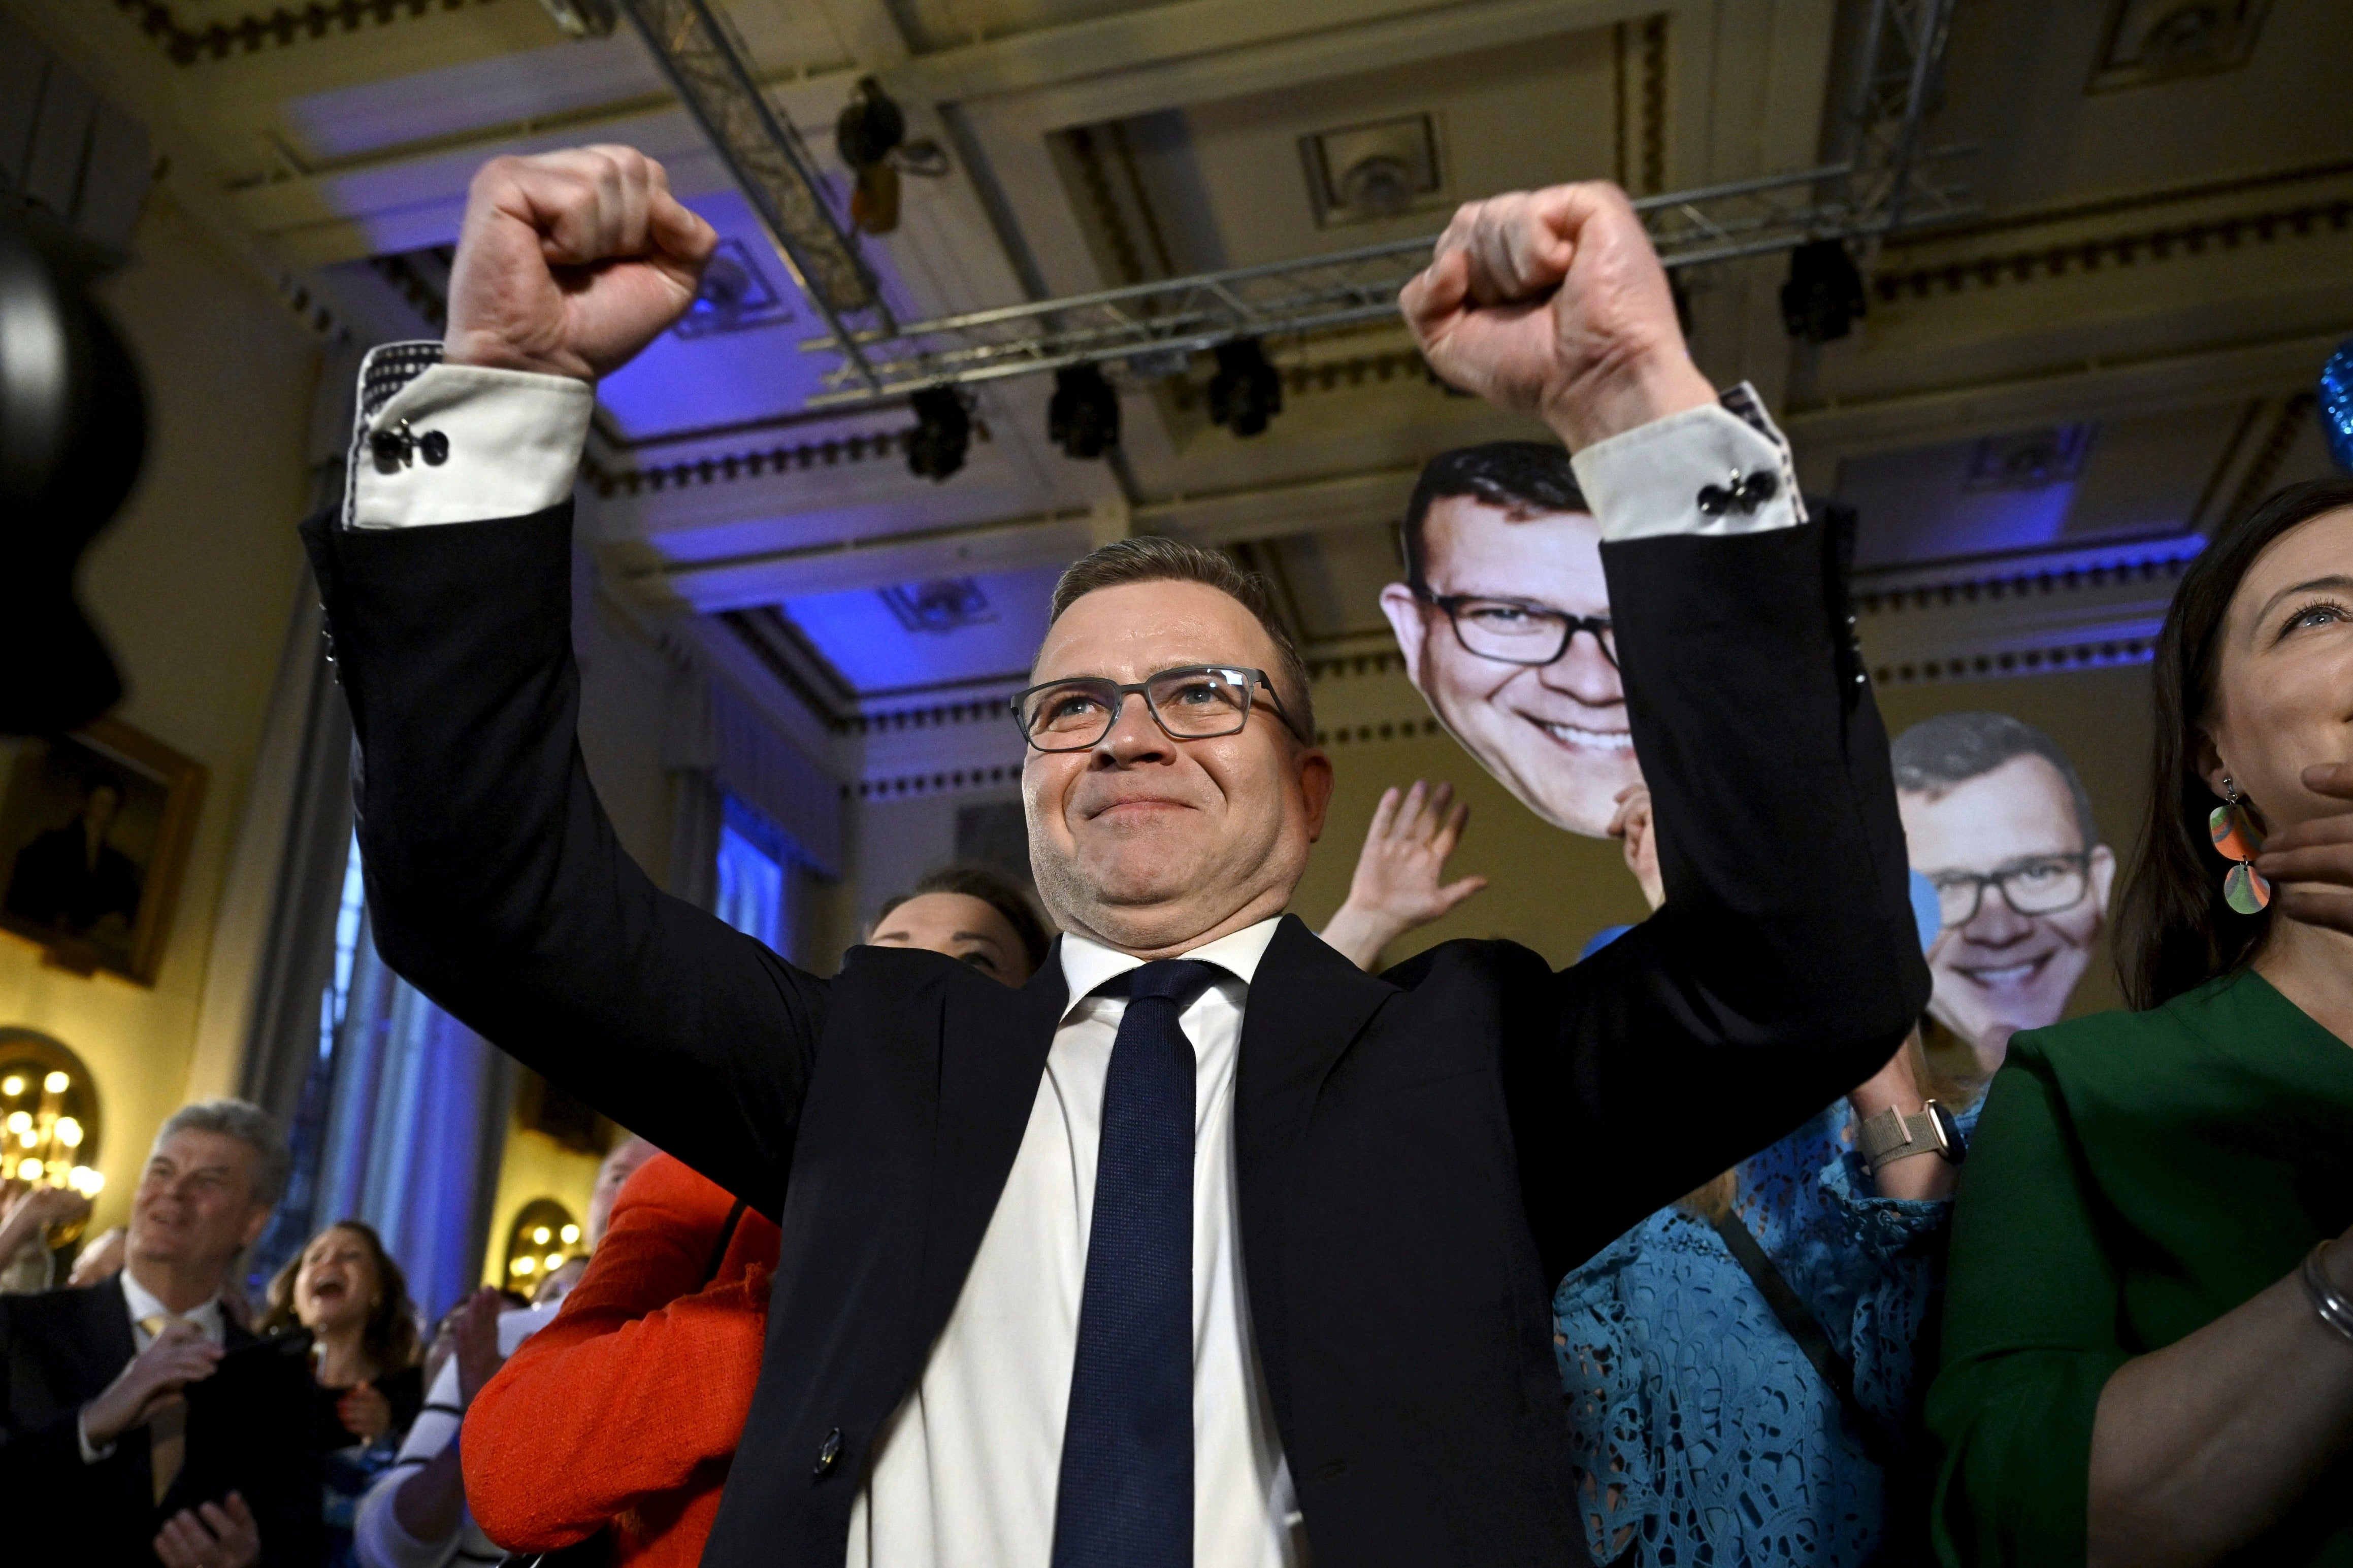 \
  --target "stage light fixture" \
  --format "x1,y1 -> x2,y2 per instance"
1778,238 -> 1866,344
1048,364 -> 1121,459
1207,339 -> 1283,438
838,77 -> 909,235
907,386 -> 971,482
